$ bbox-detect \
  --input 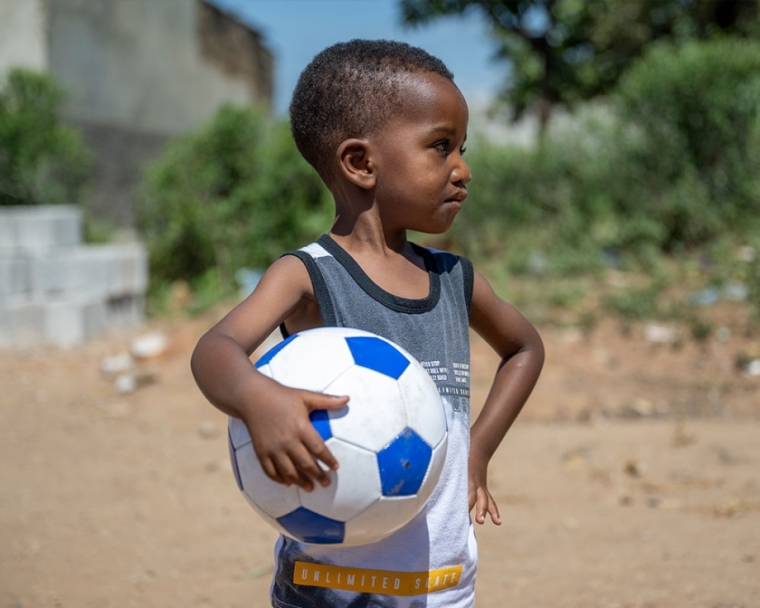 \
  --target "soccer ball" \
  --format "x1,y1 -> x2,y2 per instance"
228,327 -> 447,547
